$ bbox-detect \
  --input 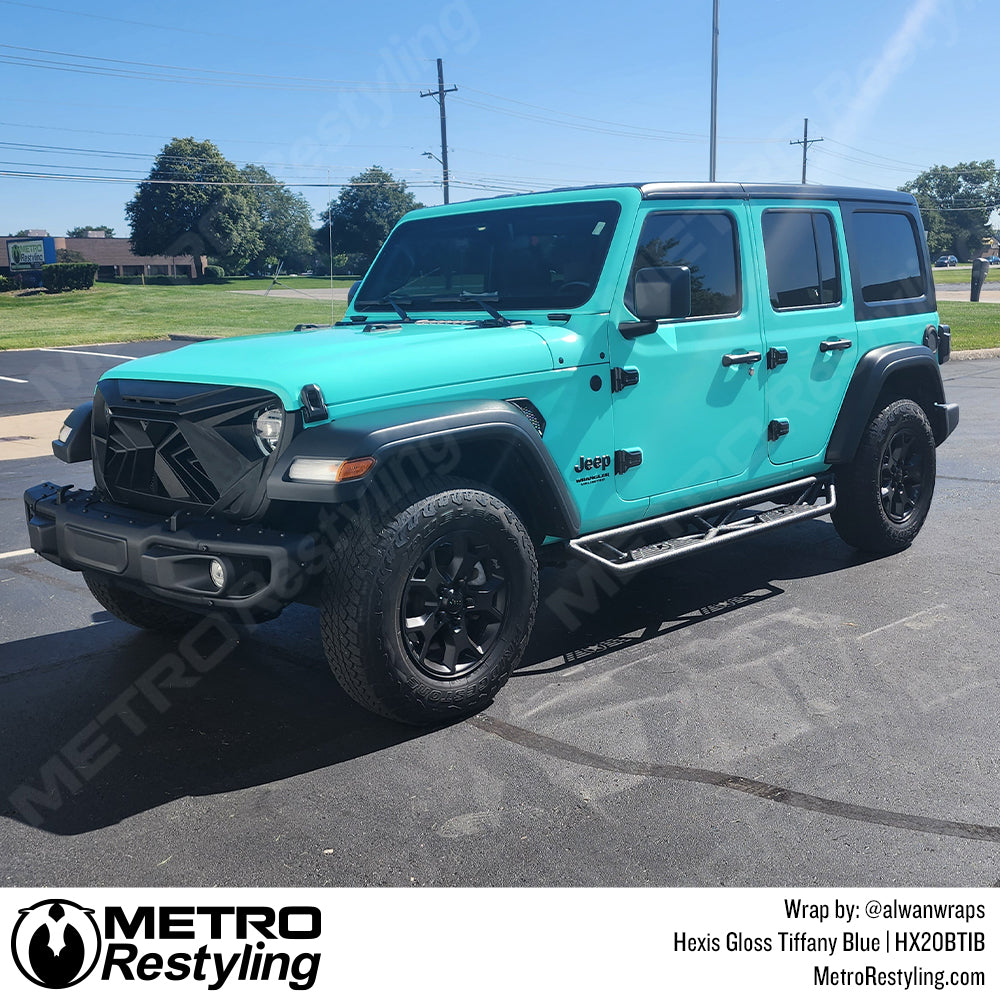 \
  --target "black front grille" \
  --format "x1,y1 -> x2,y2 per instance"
93,379 -> 286,519
105,416 -> 220,505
